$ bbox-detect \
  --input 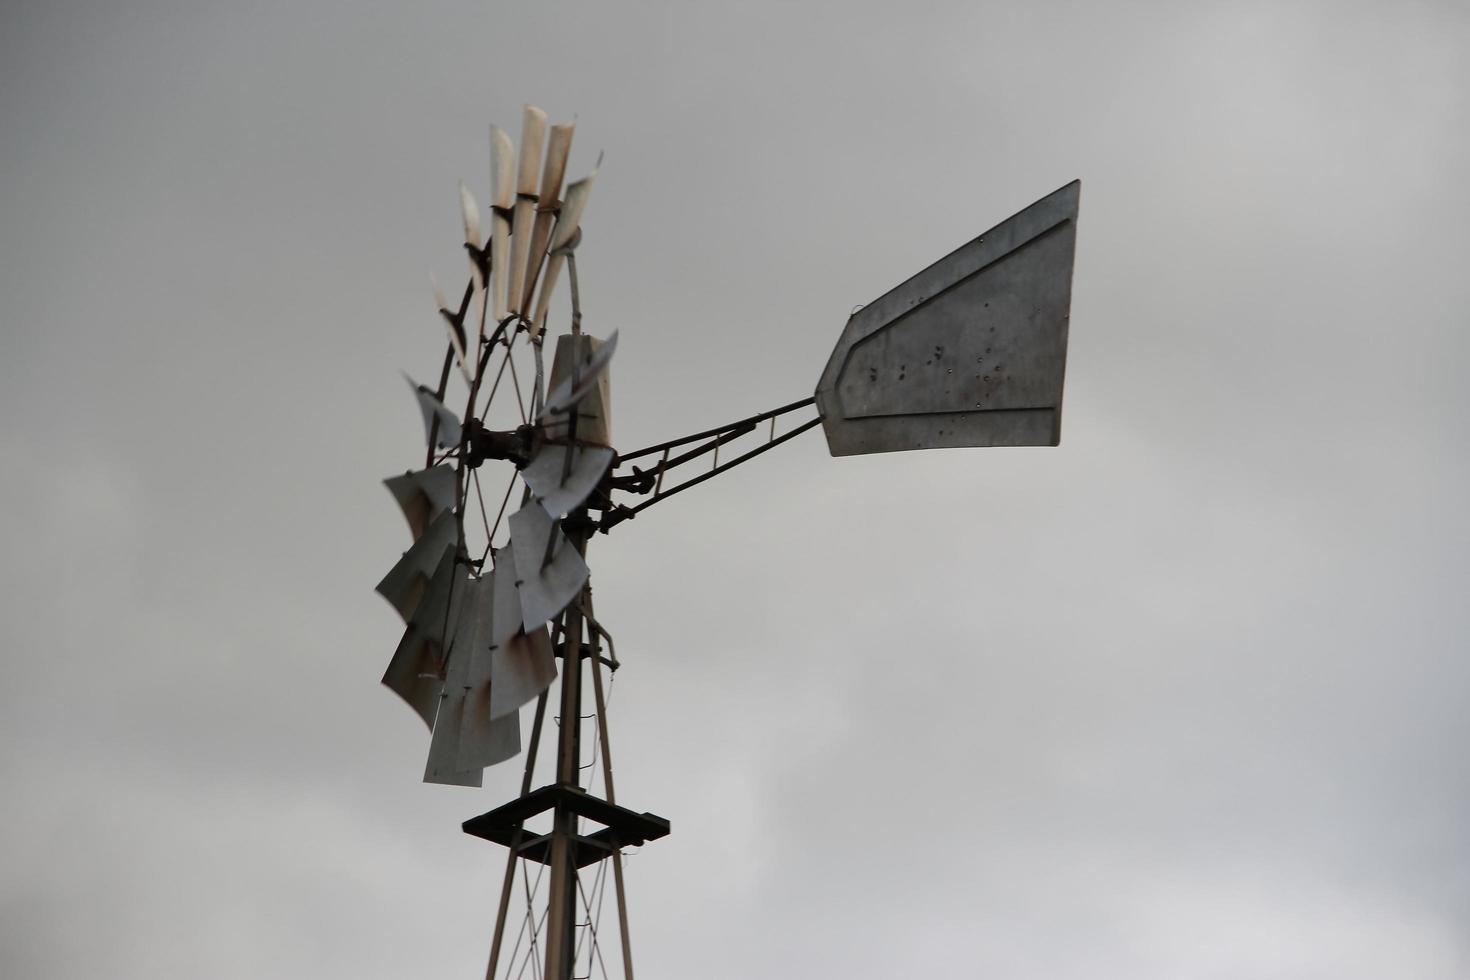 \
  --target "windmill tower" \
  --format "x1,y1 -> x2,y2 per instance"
375,105 -> 1080,979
